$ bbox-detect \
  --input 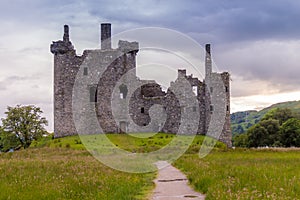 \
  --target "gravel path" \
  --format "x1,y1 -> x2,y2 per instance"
151,161 -> 205,200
